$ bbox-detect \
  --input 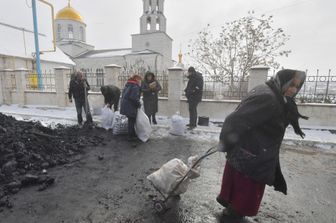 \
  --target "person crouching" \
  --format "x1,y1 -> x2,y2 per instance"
100,85 -> 121,111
